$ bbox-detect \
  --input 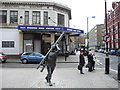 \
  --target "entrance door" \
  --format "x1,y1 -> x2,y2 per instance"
24,40 -> 33,52
34,40 -> 41,53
